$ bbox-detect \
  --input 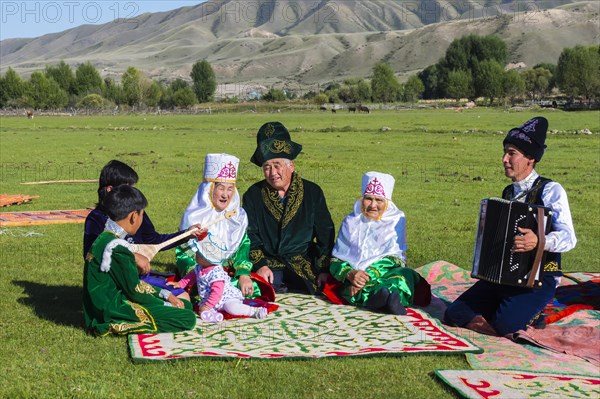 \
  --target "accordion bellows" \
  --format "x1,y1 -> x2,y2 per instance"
472,198 -> 552,288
